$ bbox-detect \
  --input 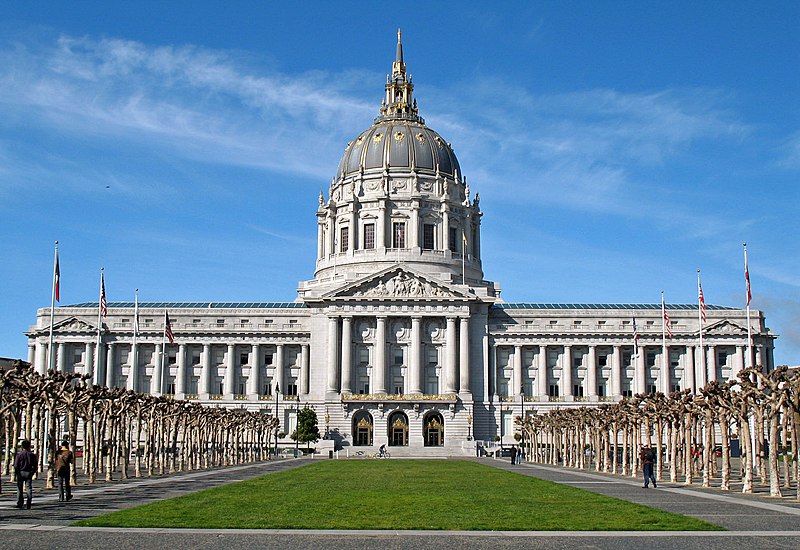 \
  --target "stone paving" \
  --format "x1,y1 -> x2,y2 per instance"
0,456 -> 798,549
